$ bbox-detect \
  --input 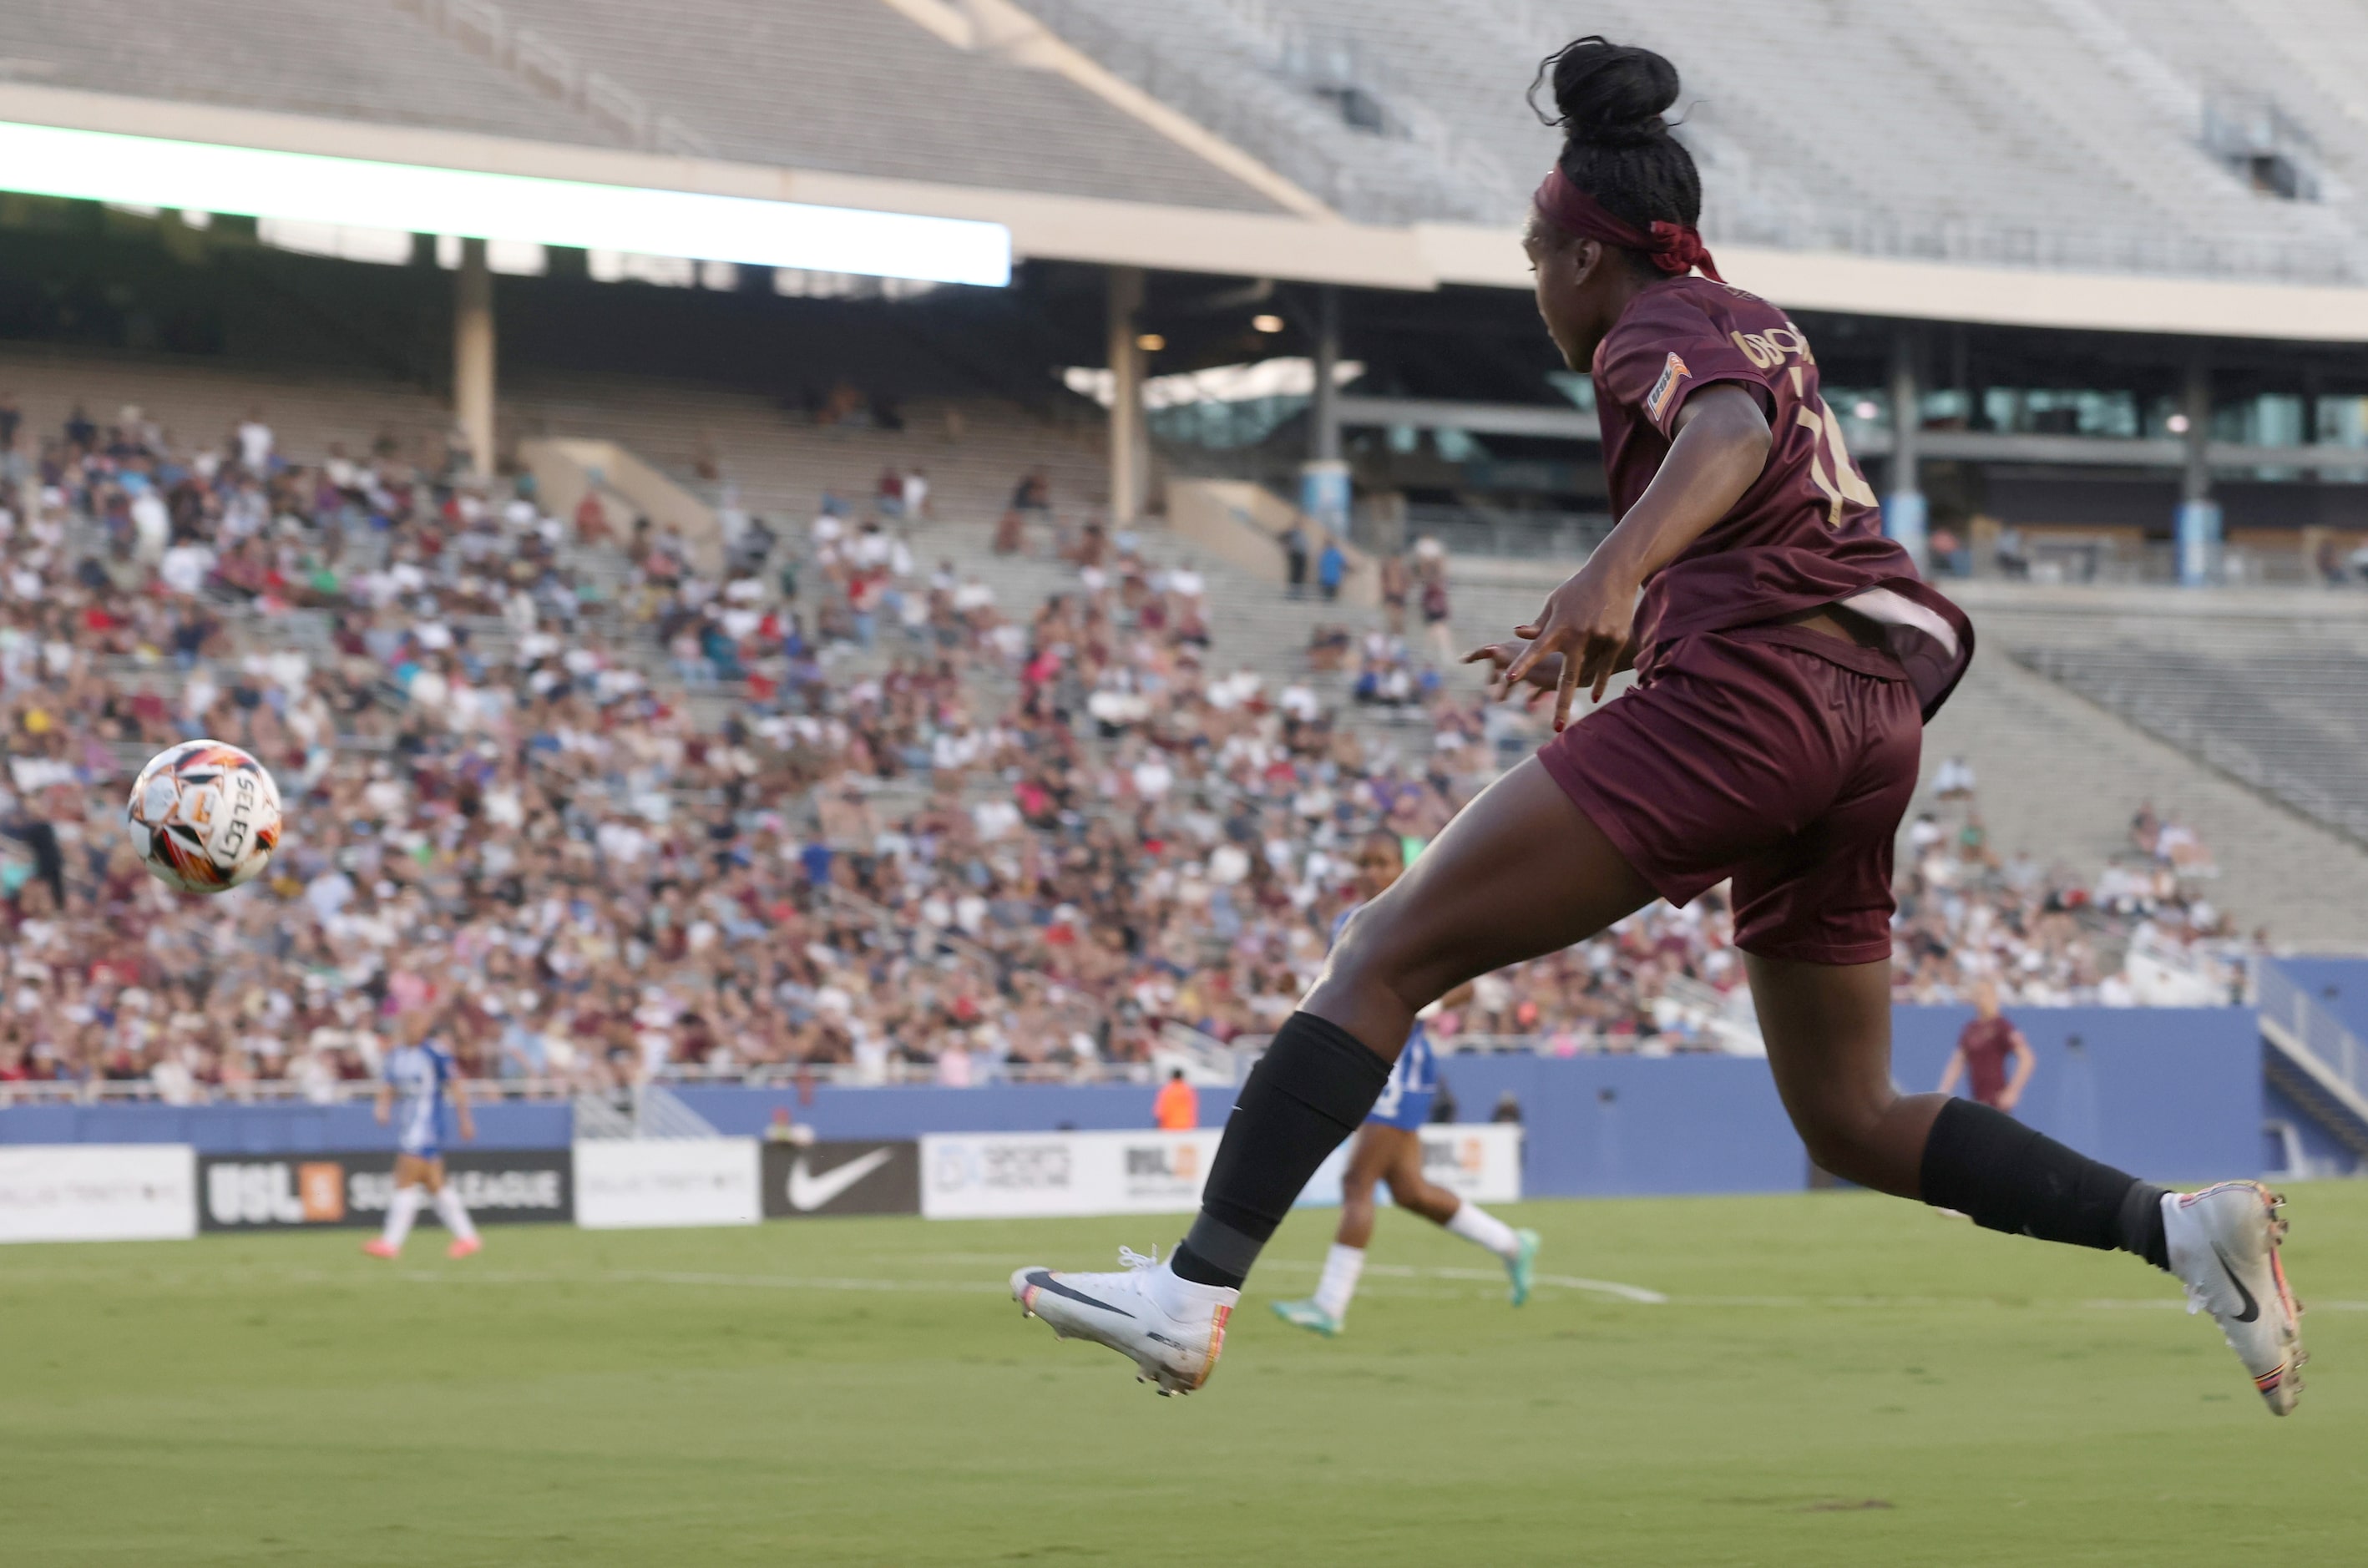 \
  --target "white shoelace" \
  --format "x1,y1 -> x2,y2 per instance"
1117,1244 -> 1161,1271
